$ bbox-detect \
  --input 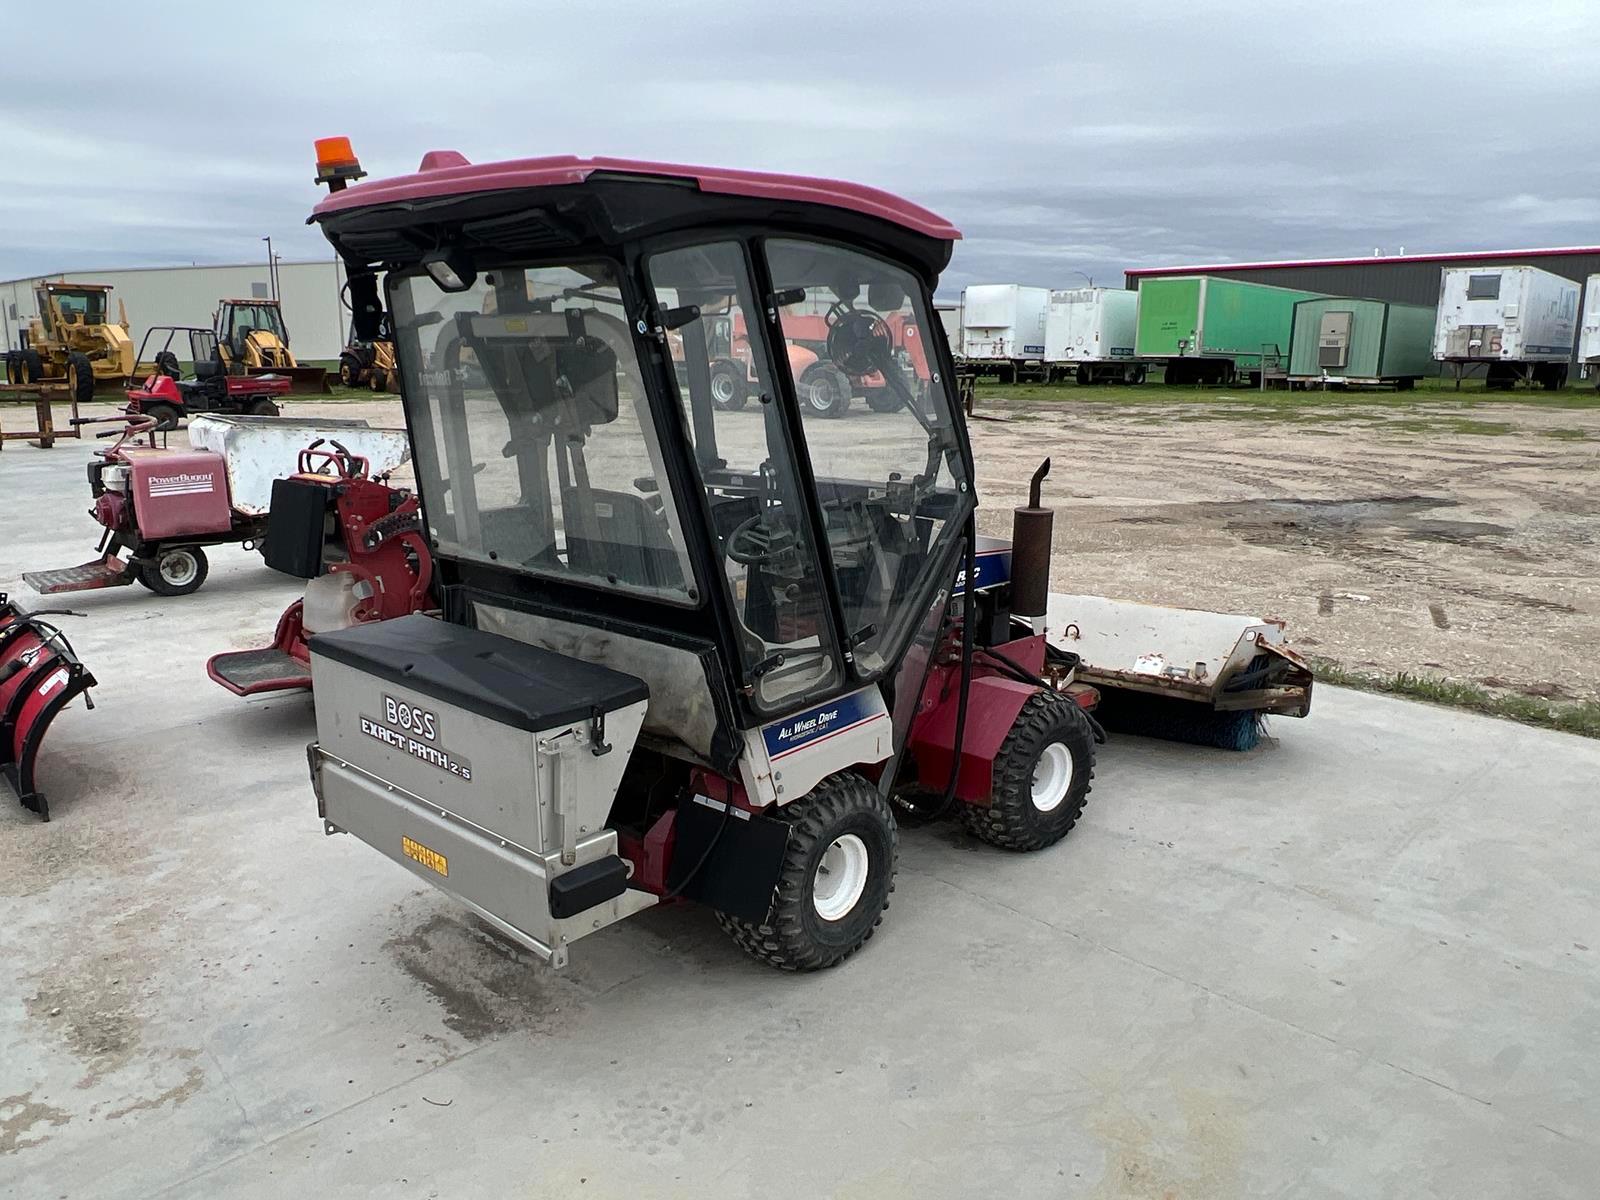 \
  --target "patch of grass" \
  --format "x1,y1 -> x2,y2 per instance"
1385,417 -> 1515,436
976,377 -> 1600,413
1542,427 -> 1592,441
1309,658 -> 1600,739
